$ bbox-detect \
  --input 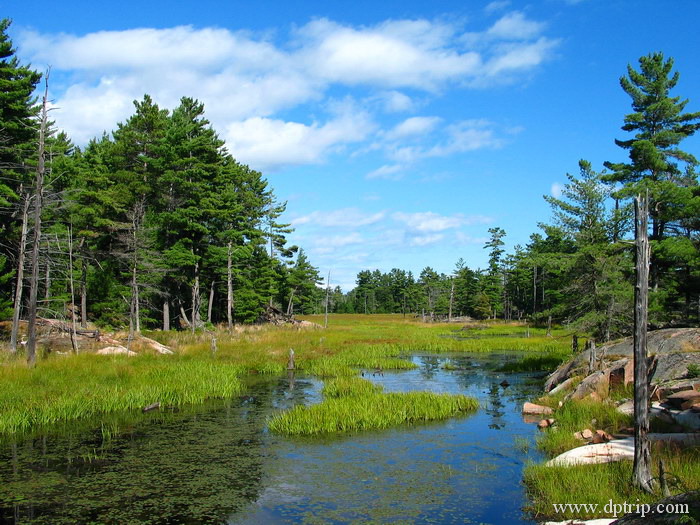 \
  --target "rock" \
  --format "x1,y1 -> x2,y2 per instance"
653,352 -> 700,383
547,437 -> 635,466
674,409 -> 700,431
574,431 -> 584,440
544,360 -> 576,392
500,379 -> 510,388
96,346 -> 137,356
522,402 -> 554,415
581,428 -> 594,440
650,405 -> 675,425
681,398 -> 700,410
538,419 -> 550,429
547,376 -> 576,396
616,400 -> 634,416
569,370 -> 610,401
665,389 -> 700,408
142,402 -> 160,412
591,430 -> 613,444
549,434 -> 700,467
141,337 -> 174,355
689,402 -> 700,413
